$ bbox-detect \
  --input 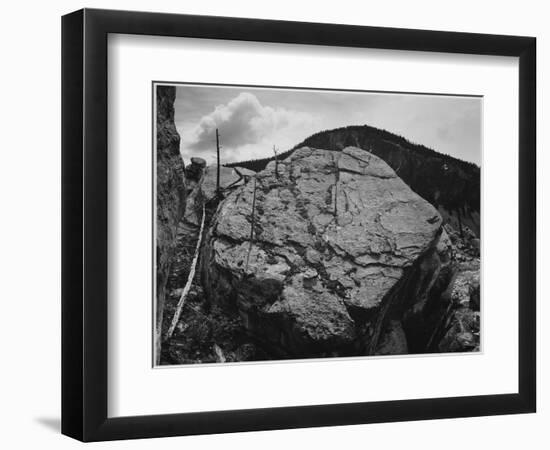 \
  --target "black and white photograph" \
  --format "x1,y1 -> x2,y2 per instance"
0,0 -> 542,446
155,83 -> 481,366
